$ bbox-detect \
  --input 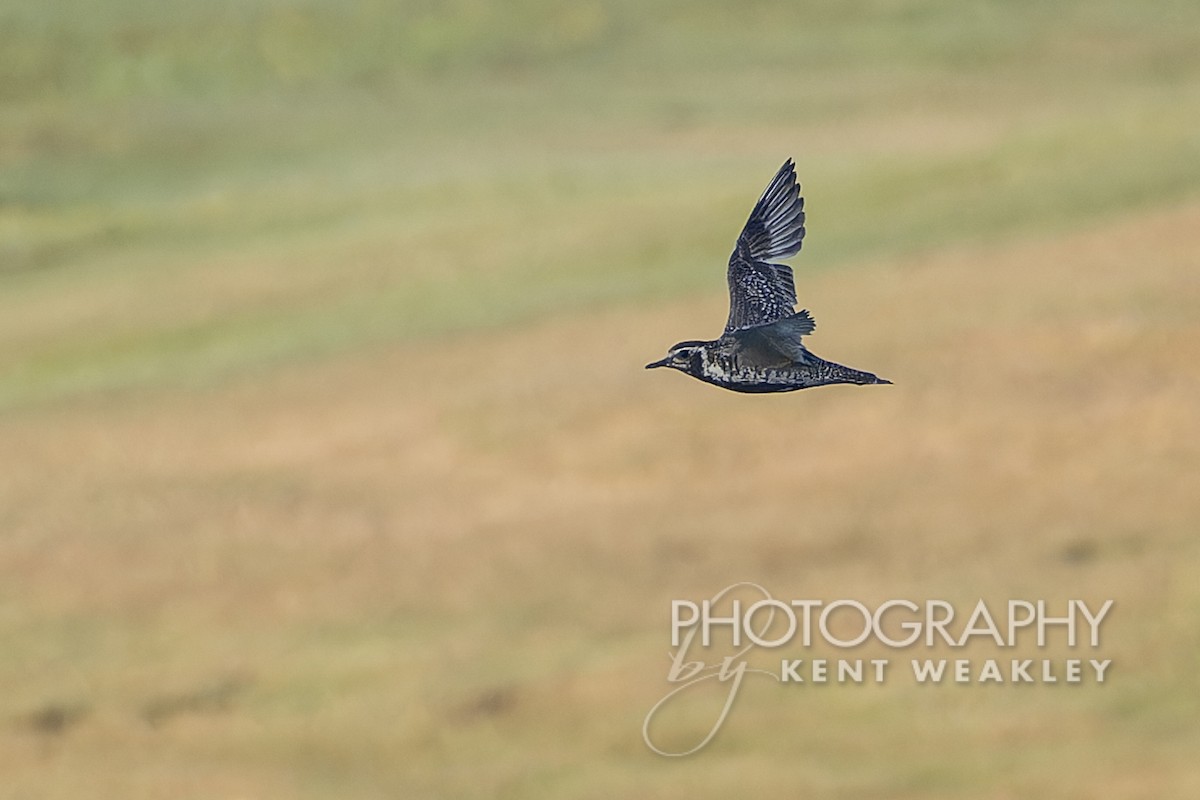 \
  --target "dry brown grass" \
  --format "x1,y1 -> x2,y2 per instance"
2,199 -> 1198,797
